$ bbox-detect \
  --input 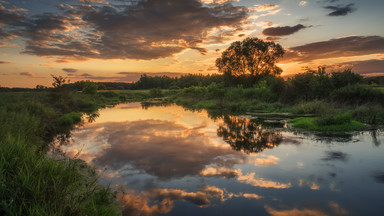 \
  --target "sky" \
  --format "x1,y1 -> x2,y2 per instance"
0,0 -> 383,87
